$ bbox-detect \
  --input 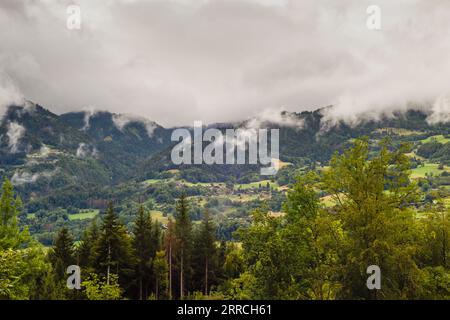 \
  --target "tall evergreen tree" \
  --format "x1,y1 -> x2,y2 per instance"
77,219 -> 99,268
164,218 -> 177,299
153,250 -> 169,299
132,205 -> 154,300
193,210 -> 218,295
49,227 -> 75,280
92,202 -> 135,293
174,194 -> 192,299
